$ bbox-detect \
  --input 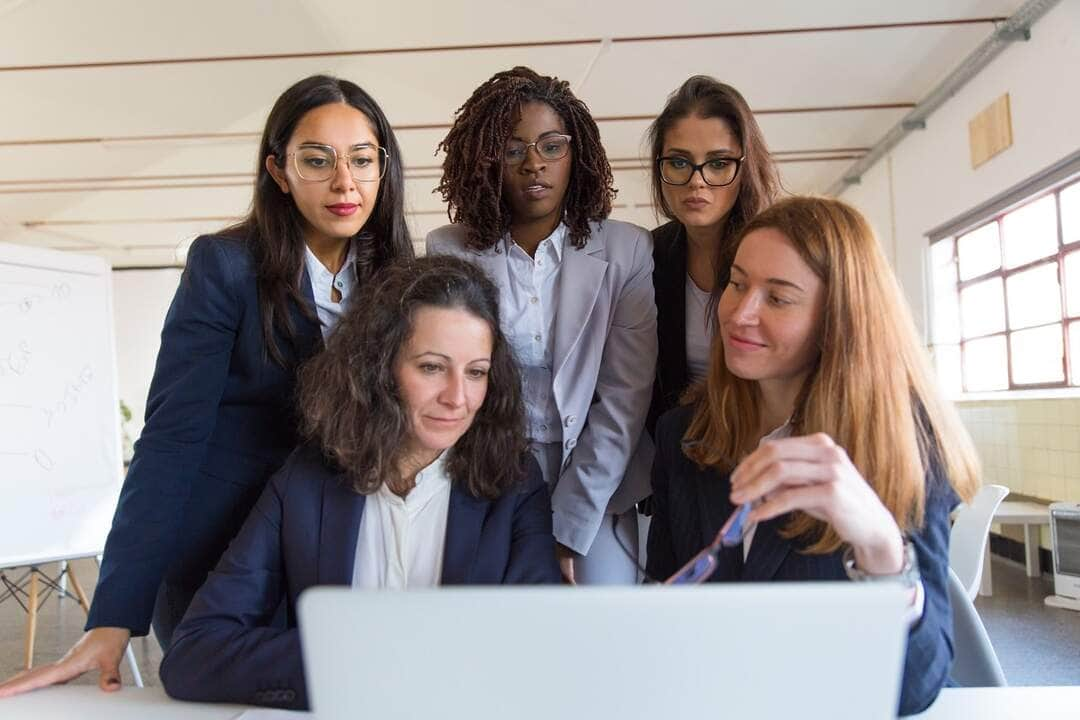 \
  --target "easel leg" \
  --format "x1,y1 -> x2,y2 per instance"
65,564 -> 90,613
24,571 -> 38,670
